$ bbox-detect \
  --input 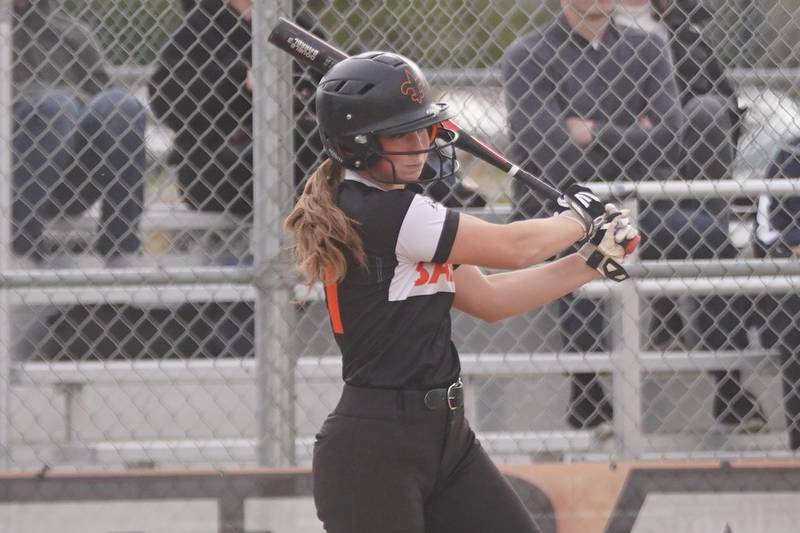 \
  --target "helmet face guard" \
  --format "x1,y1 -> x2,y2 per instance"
316,52 -> 460,185
328,122 -> 460,185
